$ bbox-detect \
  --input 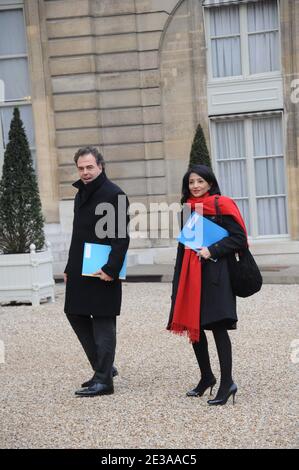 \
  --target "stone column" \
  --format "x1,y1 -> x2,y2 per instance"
24,0 -> 60,222
281,0 -> 299,240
